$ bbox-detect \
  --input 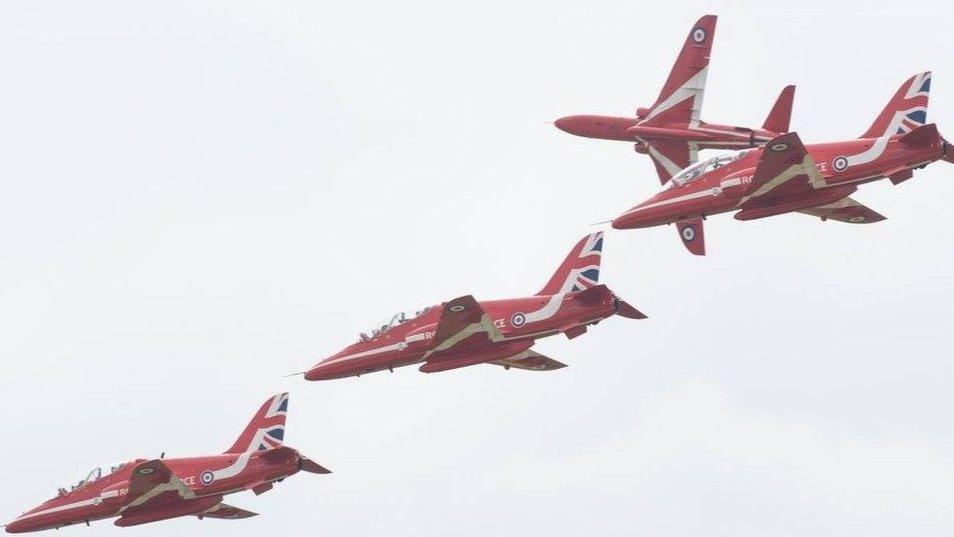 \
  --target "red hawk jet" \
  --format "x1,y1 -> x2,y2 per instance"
4,394 -> 328,533
304,232 -> 645,380
612,72 -> 950,255
555,14 -> 795,185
